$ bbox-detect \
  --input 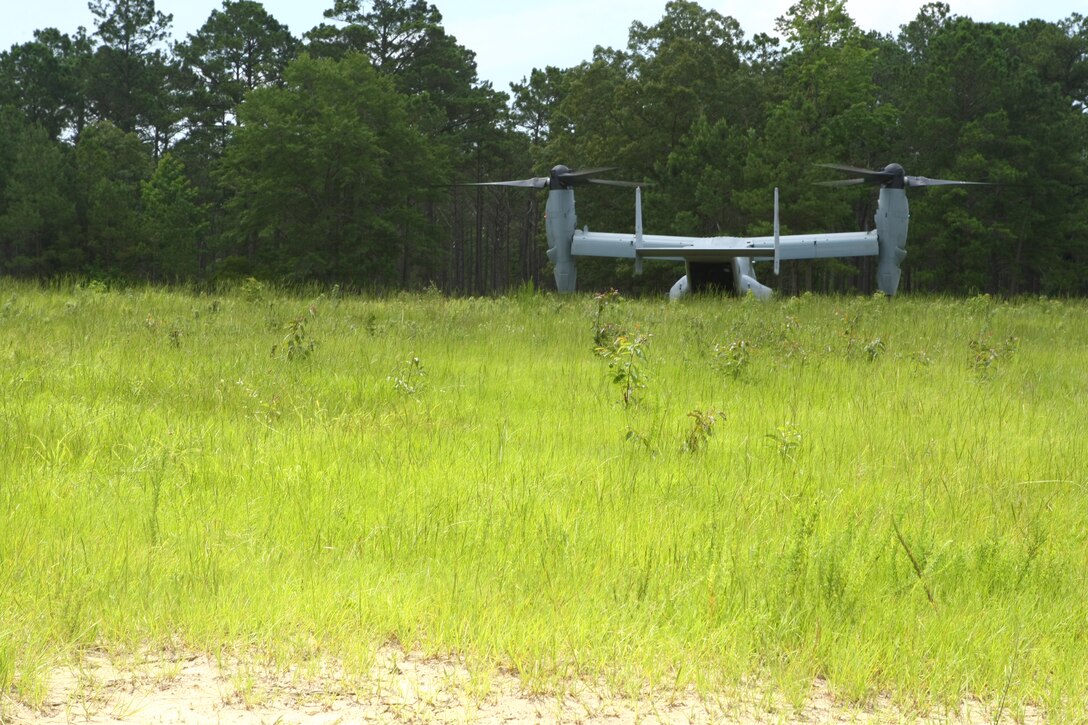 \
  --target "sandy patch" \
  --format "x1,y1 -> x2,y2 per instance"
2,648 -> 1041,724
